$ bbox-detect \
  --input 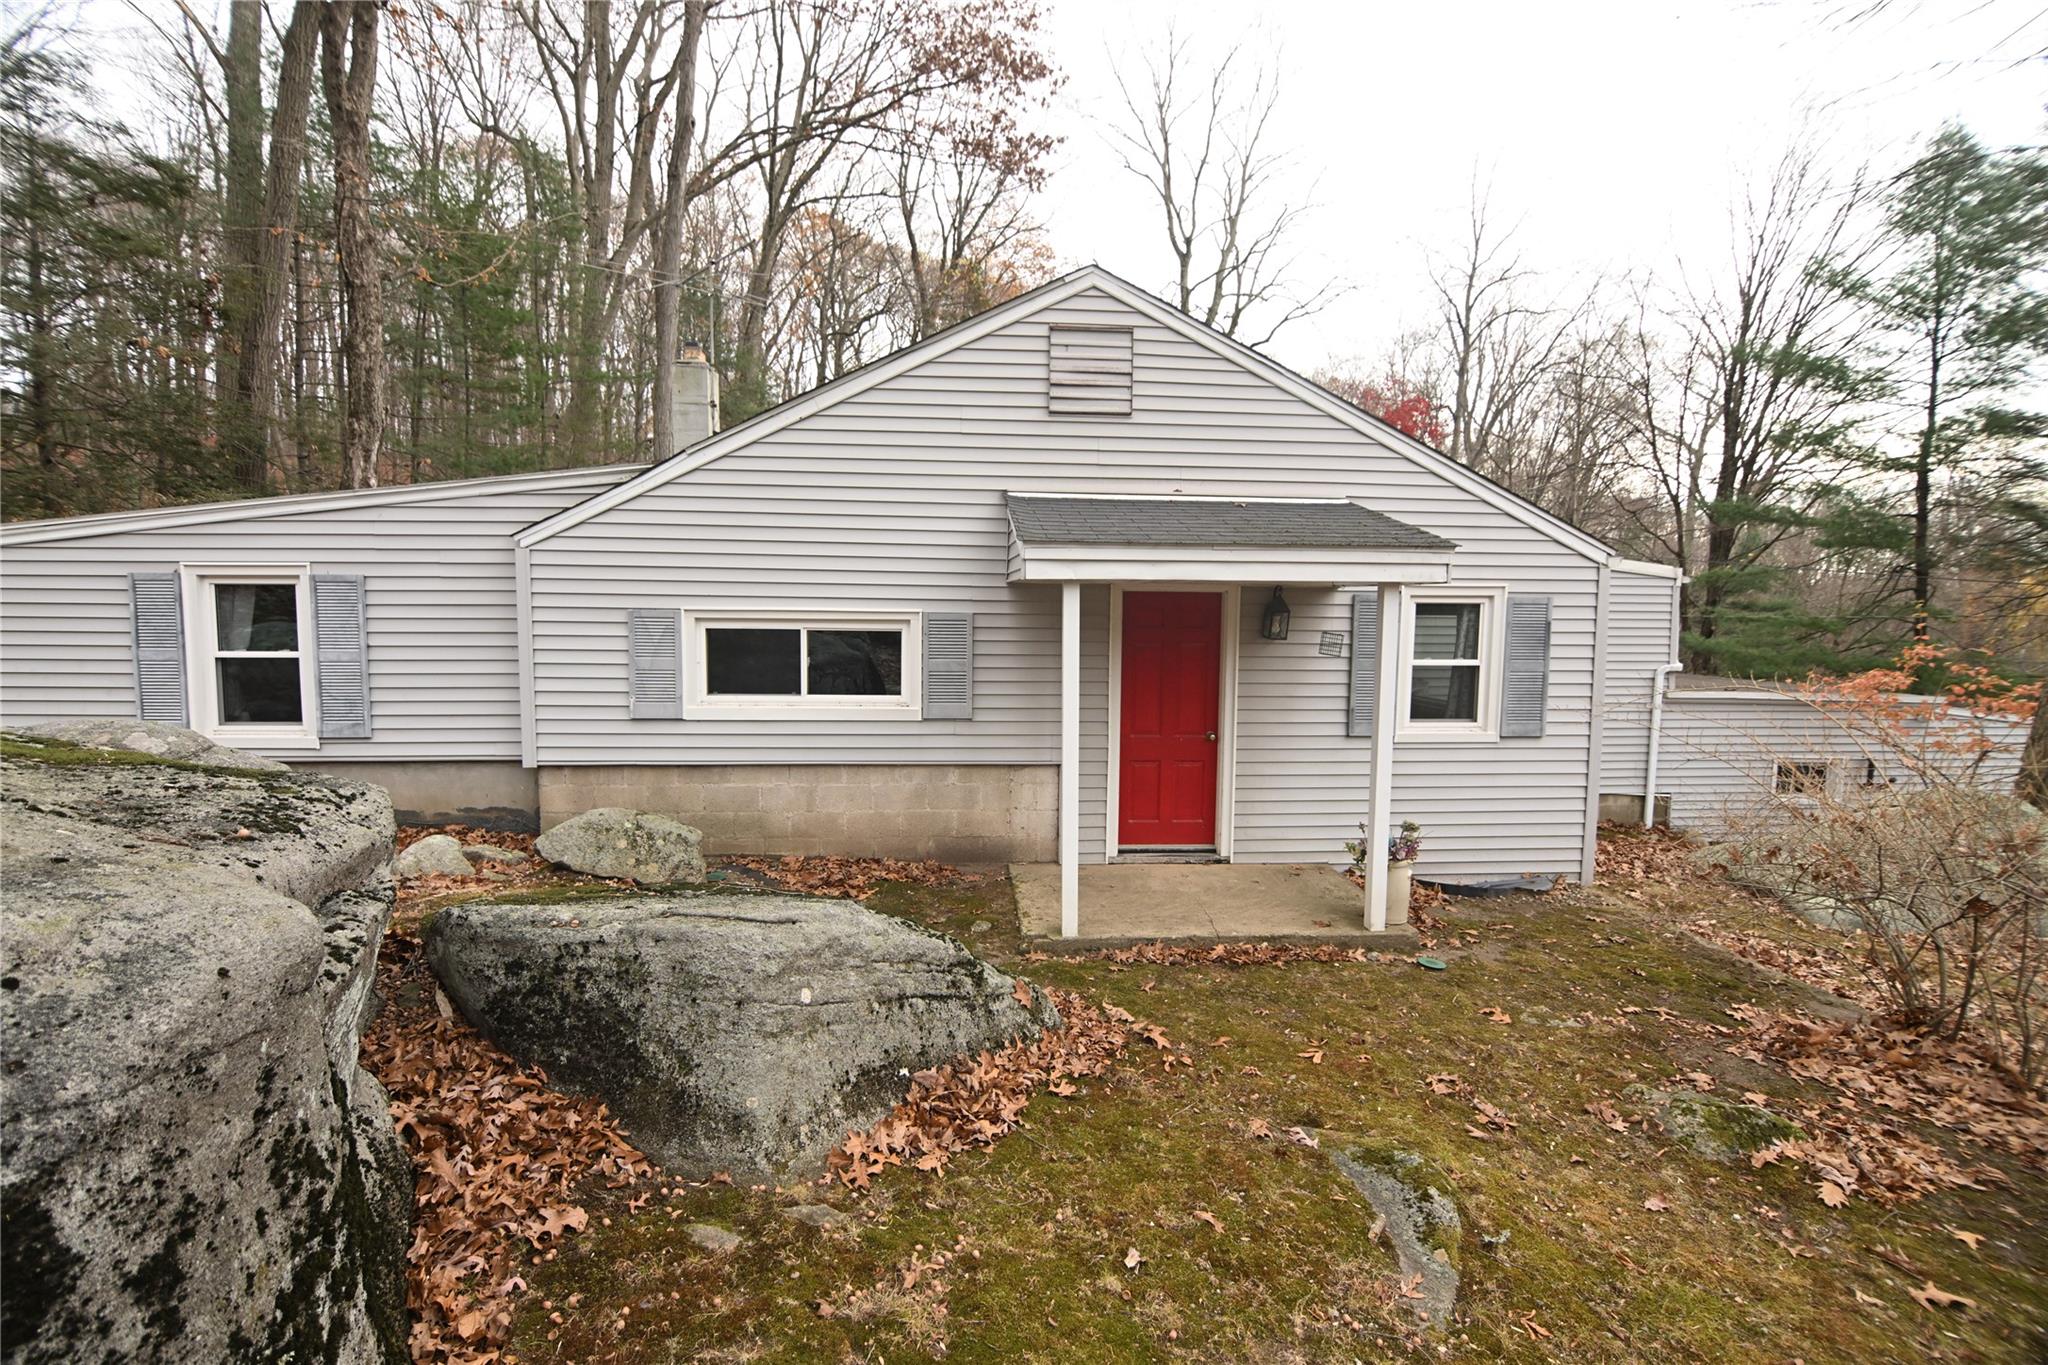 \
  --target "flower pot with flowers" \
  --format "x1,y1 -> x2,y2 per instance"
1347,820 -> 1422,926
